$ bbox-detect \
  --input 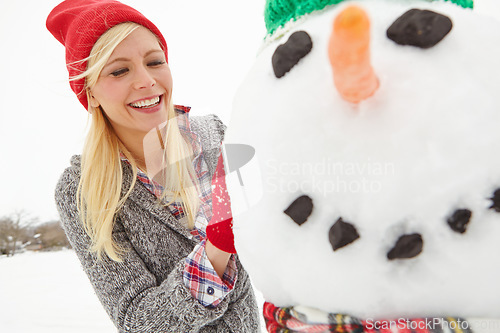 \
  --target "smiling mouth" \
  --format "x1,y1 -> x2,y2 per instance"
129,95 -> 161,109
